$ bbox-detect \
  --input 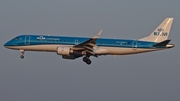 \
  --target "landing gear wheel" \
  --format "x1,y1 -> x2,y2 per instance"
86,59 -> 92,65
20,55 -> 24,59
83,56 -> 92,65
83,57 -> 88,62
